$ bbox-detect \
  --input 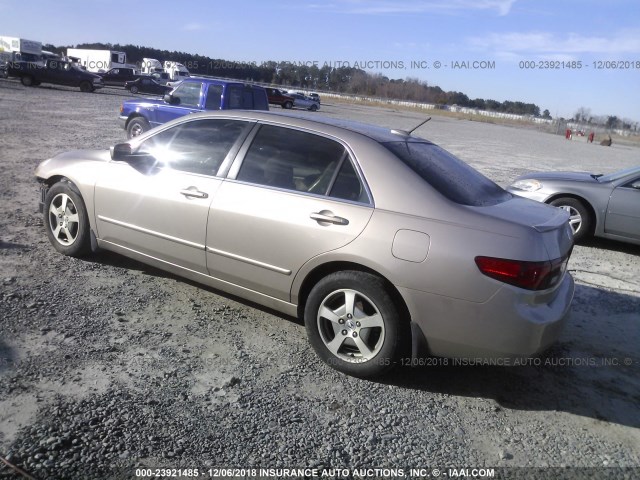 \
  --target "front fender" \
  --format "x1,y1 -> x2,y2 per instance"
35,150 -> 111,235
